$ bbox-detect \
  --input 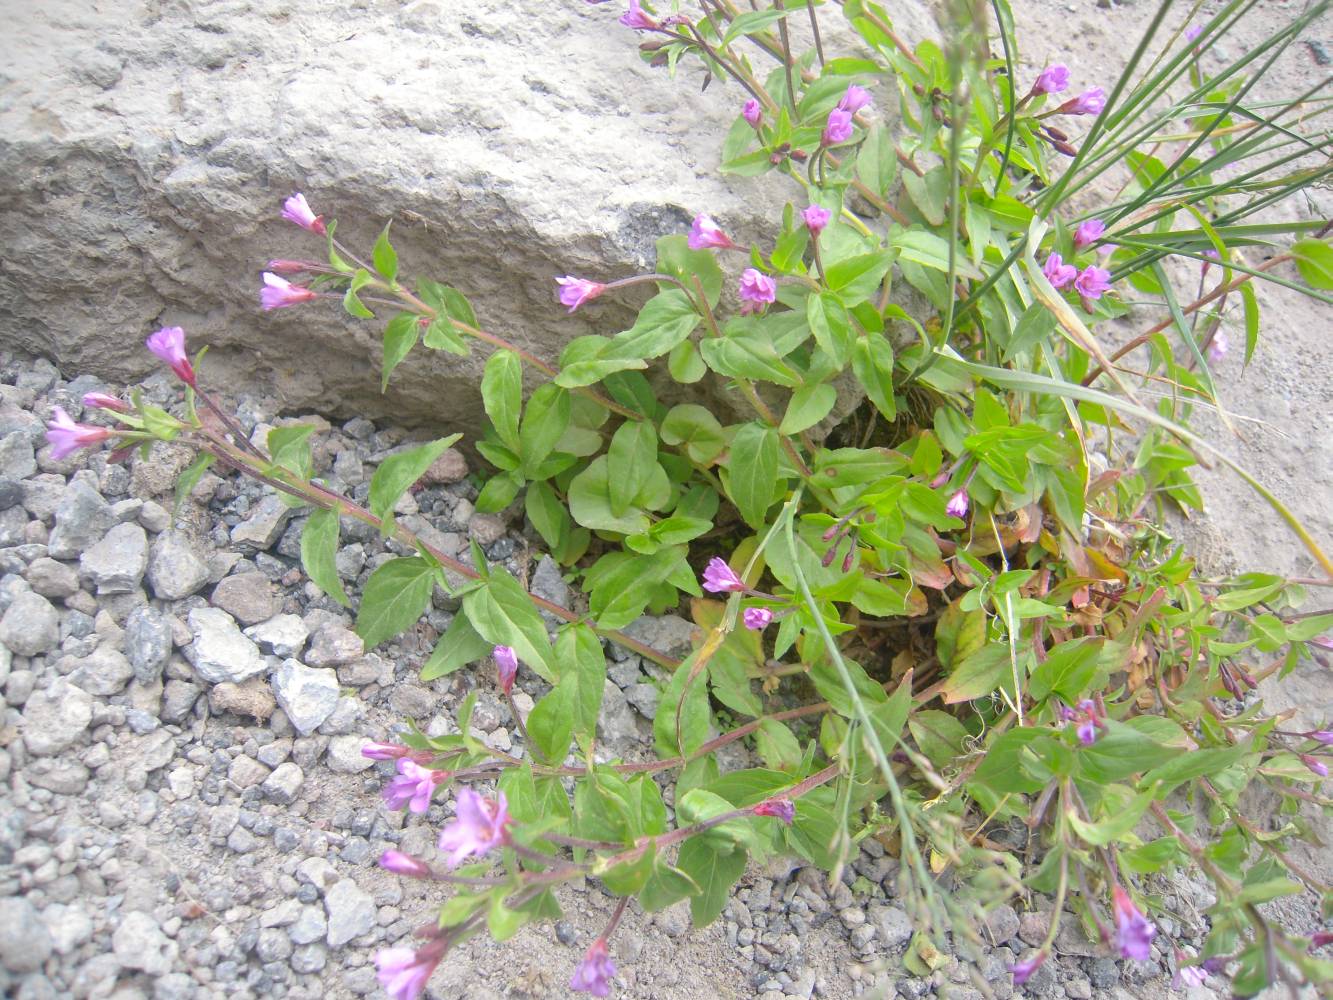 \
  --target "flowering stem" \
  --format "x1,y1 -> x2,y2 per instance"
186,430 -> 682,670
771,0 -> 799,116
602,895 -> 630,942
194,386 -> 269,463
503,688 -> 541,763
1081,253 -> 1292,386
